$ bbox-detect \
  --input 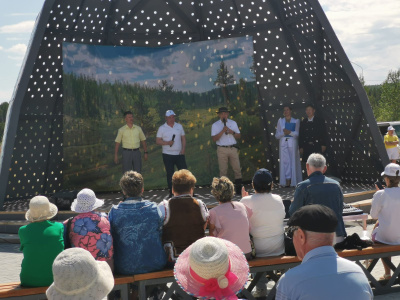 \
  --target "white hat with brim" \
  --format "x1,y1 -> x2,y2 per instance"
25,196 -> 58,222
174,237 -> 249,299
46,248 -> 114,300
388,126 -> 395,131
70,188 -> 104,213
381,163 -> 400,177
